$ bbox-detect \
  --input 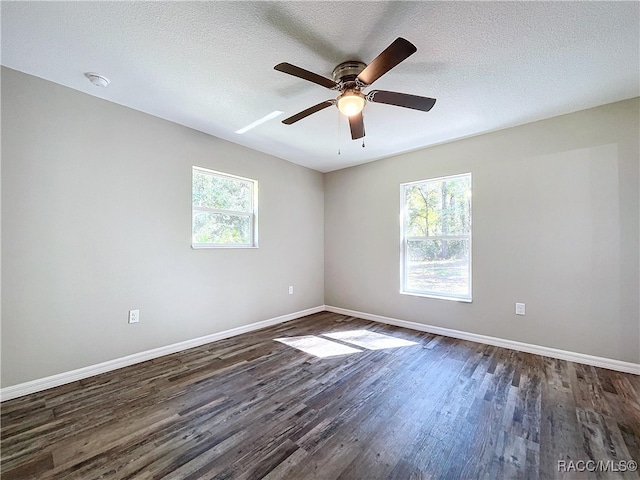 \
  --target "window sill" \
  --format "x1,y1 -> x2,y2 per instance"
192,244 -> 259,249
400,290 -> 472,303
